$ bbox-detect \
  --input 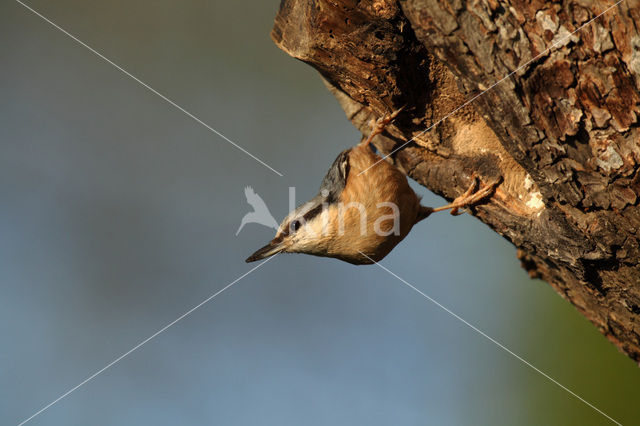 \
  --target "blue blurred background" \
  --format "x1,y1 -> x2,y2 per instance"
1,1 -> 639,425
